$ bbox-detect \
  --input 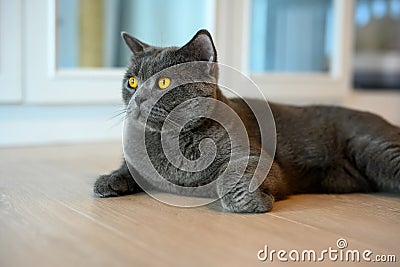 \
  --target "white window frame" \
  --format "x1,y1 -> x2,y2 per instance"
215,0 -> 355,102
24,0 -> 353,104
25,0 -> 123,104
0,0 -> 22,103
24,0 -> 217,104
